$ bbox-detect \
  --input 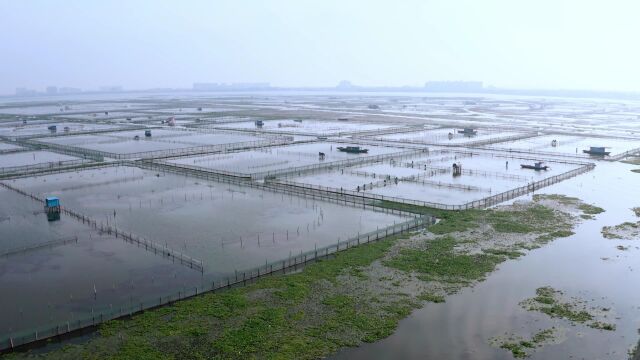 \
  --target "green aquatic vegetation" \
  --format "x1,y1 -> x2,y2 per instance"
521,287 -> 615,331
531,328 -> 555,343
384,236 -> 504,282
534,194 -> 604,216
602,221 -> 640,240
493,328 -> 560,359
213,307 -> 287,357
500,342 -> 529,358
578,203 -> 605,215
418,292 -> 446,303
540,303 -> 593,322
488,205 -> 557,233
375,201 -> 484,234
483,248 -> 525,259
532,194 -> 579,204
379,195 -> 583,237
524,287 -> 592,323
589,322 -> 616,331
532,286 -> 556,305
534,230 -> 574,245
